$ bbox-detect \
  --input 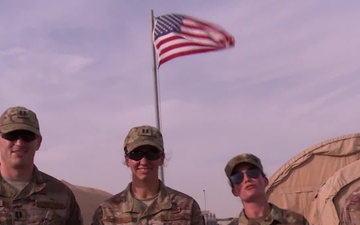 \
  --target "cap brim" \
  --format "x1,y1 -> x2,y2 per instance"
235,160 -> 261,170
226,160 -> 263,178
127,140 -> 163,153
0,124 -> 40,136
